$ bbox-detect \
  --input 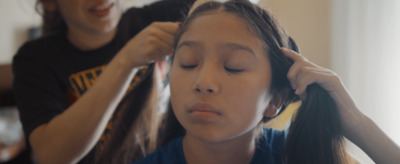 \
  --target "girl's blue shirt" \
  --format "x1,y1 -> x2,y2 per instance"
131,128 -> 286,164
